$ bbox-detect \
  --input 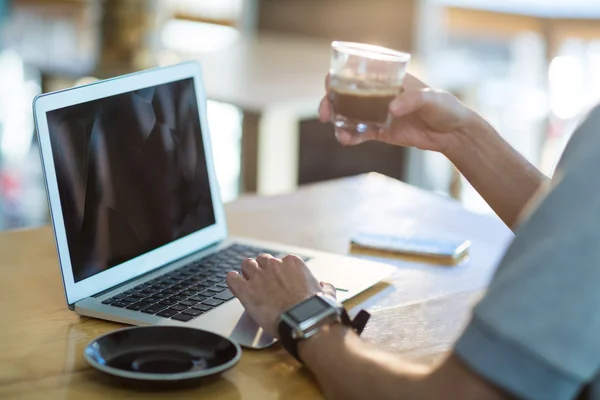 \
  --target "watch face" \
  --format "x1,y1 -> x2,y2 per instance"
288,296 -> 331,324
